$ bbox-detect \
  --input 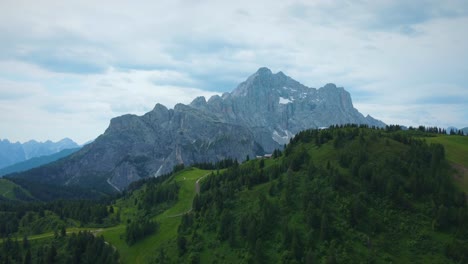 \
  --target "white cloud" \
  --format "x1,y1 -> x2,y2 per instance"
0,66 -> 219,144
355,102 -> 467,129
0,0 -> 467,143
